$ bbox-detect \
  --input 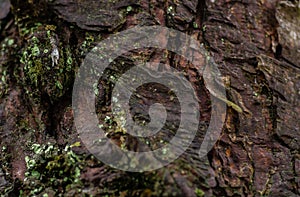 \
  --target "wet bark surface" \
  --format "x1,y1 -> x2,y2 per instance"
0,0 -> 299,196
